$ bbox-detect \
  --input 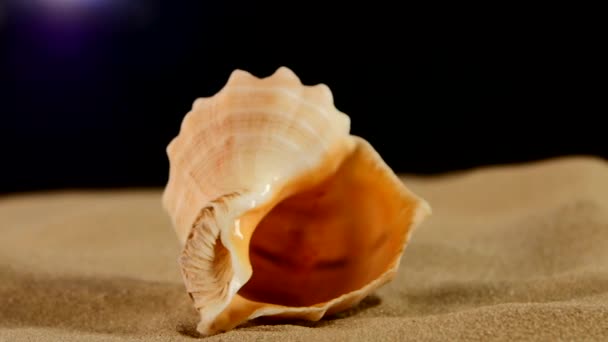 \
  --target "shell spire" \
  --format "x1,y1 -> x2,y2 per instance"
162,66 -> 431,336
